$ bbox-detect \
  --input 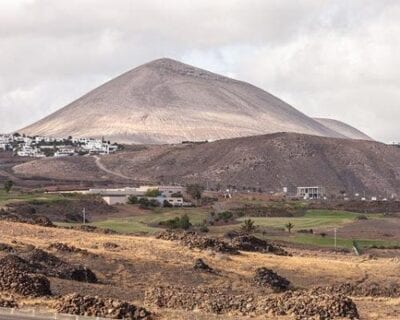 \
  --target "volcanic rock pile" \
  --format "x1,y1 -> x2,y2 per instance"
21,249 -> 98,283
0,249 -> 97,284
0,255 -> 34,273
0,210 -> 54,227
156,231 -> 238,254
193,258 -> 214,273
55,293 -> 151,319
145,285 -> 359,319
261,290 -> 359,320
315,281 -> 400,298
253,267 -> 291,292
103,242 -> 119,250
230,235 -> 290,256
0,243 -> 15,253
0,261 -> 51,297
48,242 -> 88,255
0,297 -> 18,308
